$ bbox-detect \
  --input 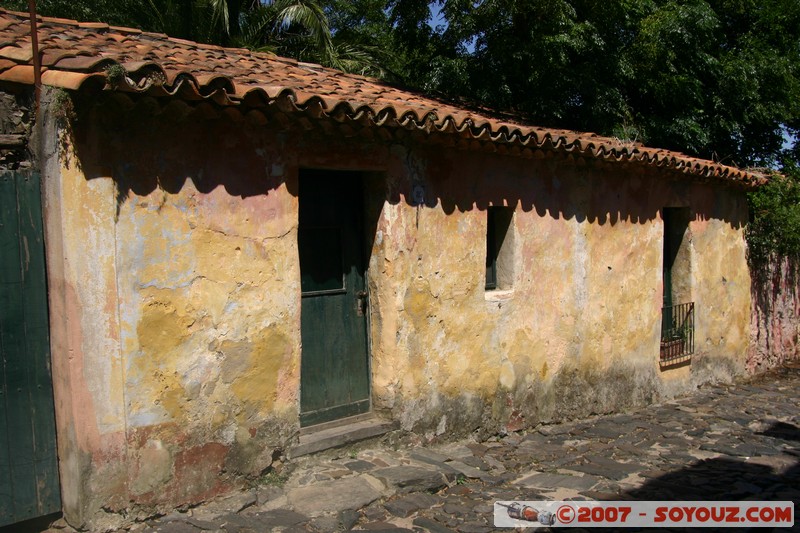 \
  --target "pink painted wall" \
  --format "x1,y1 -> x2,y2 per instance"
748,256 -> 800,372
